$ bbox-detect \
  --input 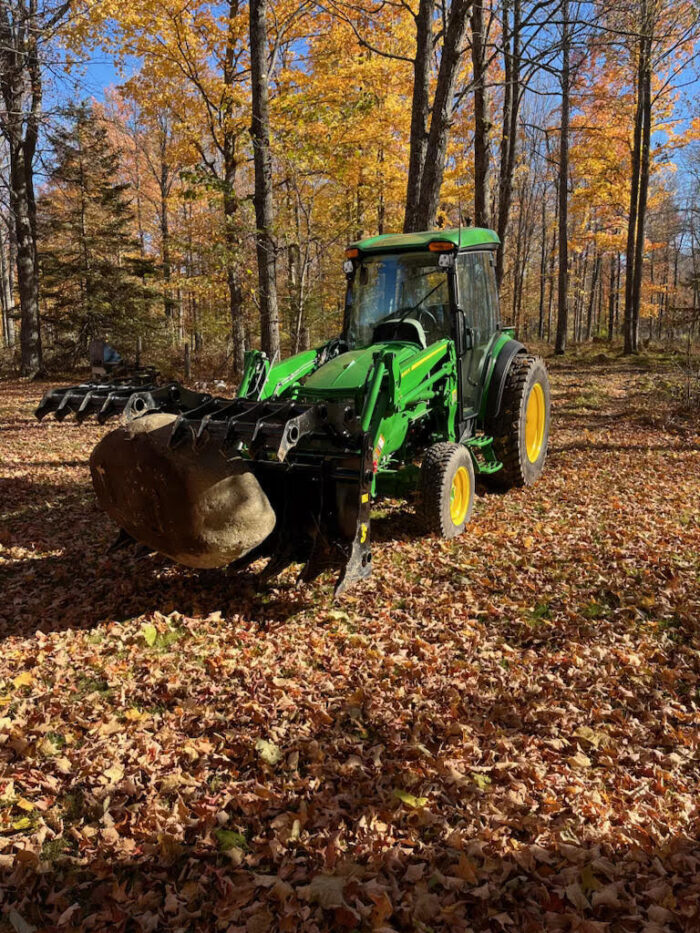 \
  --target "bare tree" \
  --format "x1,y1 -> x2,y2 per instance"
0,143 -> 16,347
250,0 -> 280,360
470,0 -> 492,227
555,0 -> 570,354
0,0 -> 72,374
623,0 -> 651,354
